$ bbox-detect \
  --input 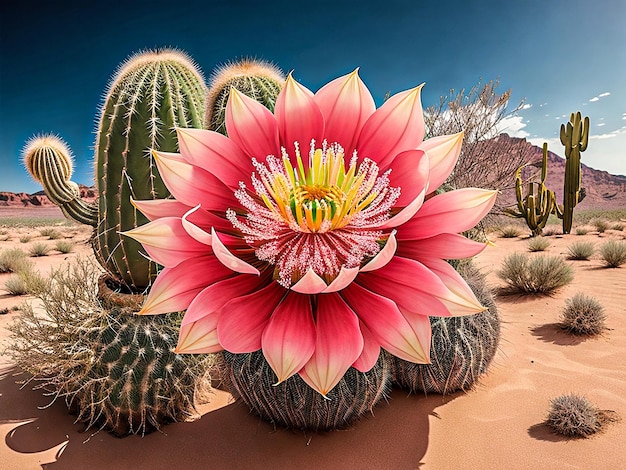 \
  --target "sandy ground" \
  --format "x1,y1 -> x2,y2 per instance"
0,209 -> 625,469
